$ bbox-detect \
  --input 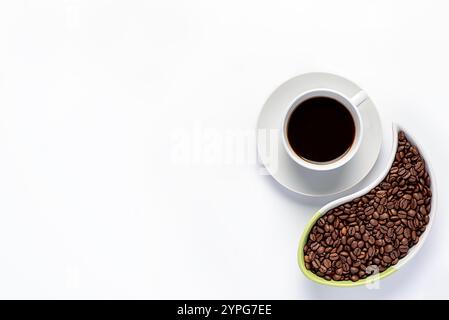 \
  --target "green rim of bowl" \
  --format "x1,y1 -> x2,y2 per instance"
298,210 -> 398,287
